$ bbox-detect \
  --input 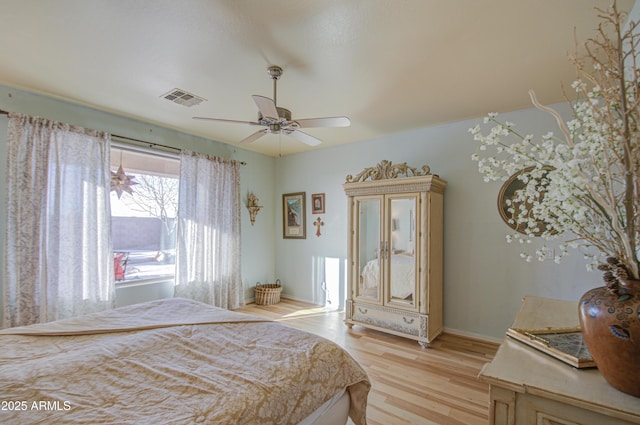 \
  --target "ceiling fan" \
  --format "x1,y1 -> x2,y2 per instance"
193,65 -> 350,146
